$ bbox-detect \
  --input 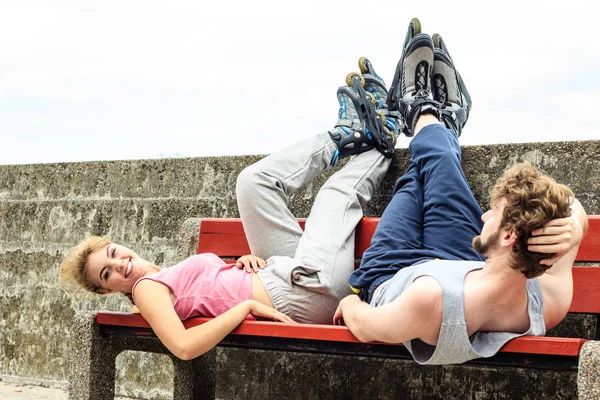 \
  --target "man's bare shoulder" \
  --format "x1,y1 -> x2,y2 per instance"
403,276 -> 443,345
